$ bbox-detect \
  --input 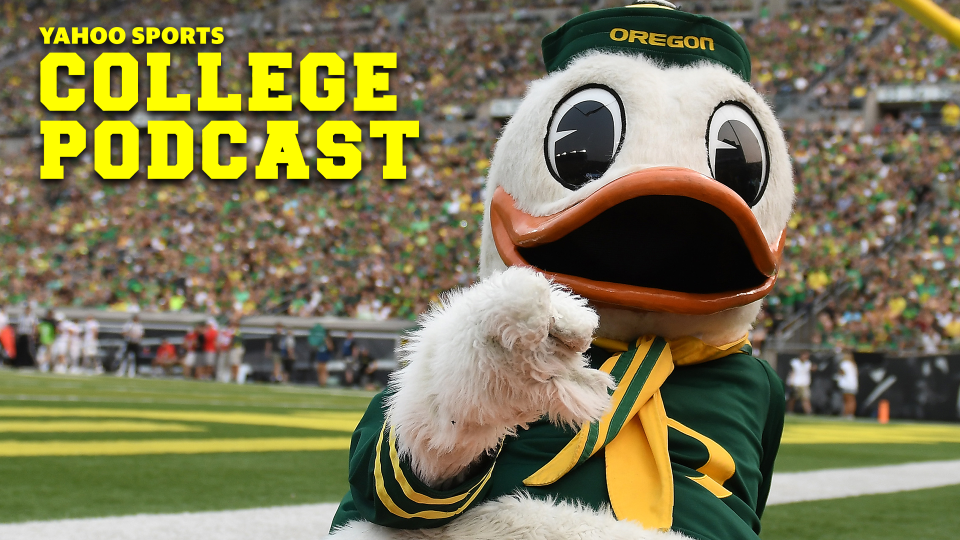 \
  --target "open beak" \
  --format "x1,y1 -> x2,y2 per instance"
490,167 -> 786,315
